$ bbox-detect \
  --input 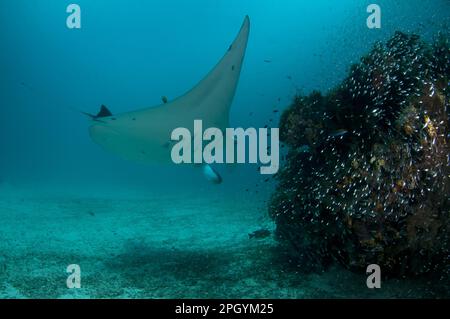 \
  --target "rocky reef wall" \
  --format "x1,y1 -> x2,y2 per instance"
270,32 -> 449,277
